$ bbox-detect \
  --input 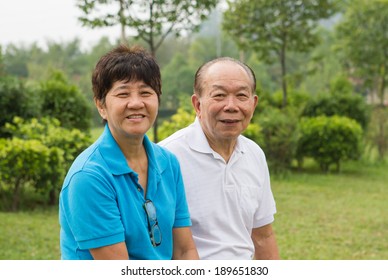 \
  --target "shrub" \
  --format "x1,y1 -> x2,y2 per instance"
0,138 -> 59,211
158,108 -> 196,141
0,76 -> 41,137
296,115 -> 363,172
37,71 -> 92,130
301,93 -> 370,129
256,107 -> 299,172
2,117 -> 92,208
